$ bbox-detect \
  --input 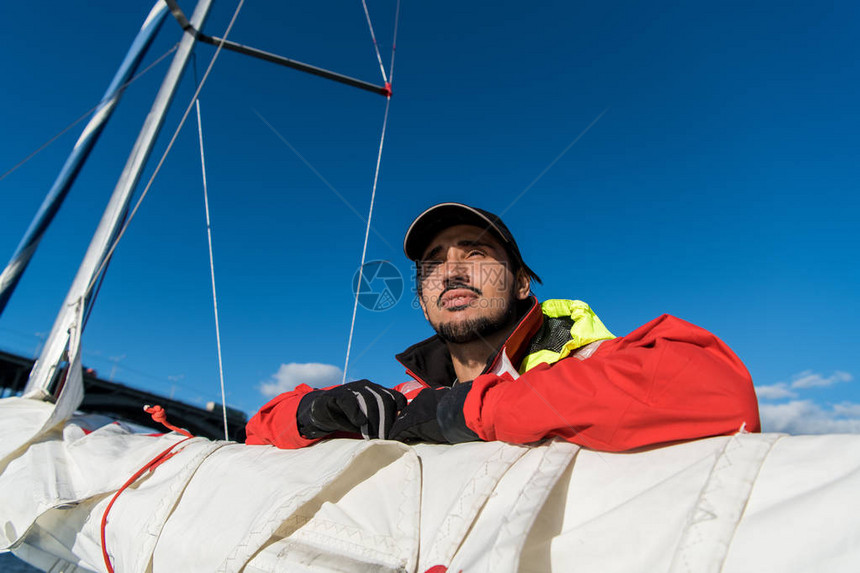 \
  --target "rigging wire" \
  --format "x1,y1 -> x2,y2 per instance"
0,44 -> 180,183
342,96 -> 391,384
388,0 -> 401,84
195,99 -> 230,441
190,57 -> 230,438
342,2 -> 400,383
77,3 -> 245,436
361,0 -> 389,84
83,0 -> 246,301
69,0 -> 394,396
